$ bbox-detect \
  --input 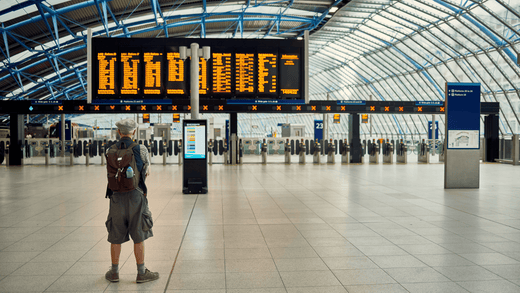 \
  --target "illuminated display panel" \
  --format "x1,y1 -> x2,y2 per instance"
143,51 -> 162,95
120,50 -> 140,95
257,52 -> 277,96
235,53 -> 255,95
198,57 -> 210,95
279,50 -> 301,98
92,38 -> 304,100
166,51 -> 187,95
212,53 -> 232,94
97,52 -> 117,95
